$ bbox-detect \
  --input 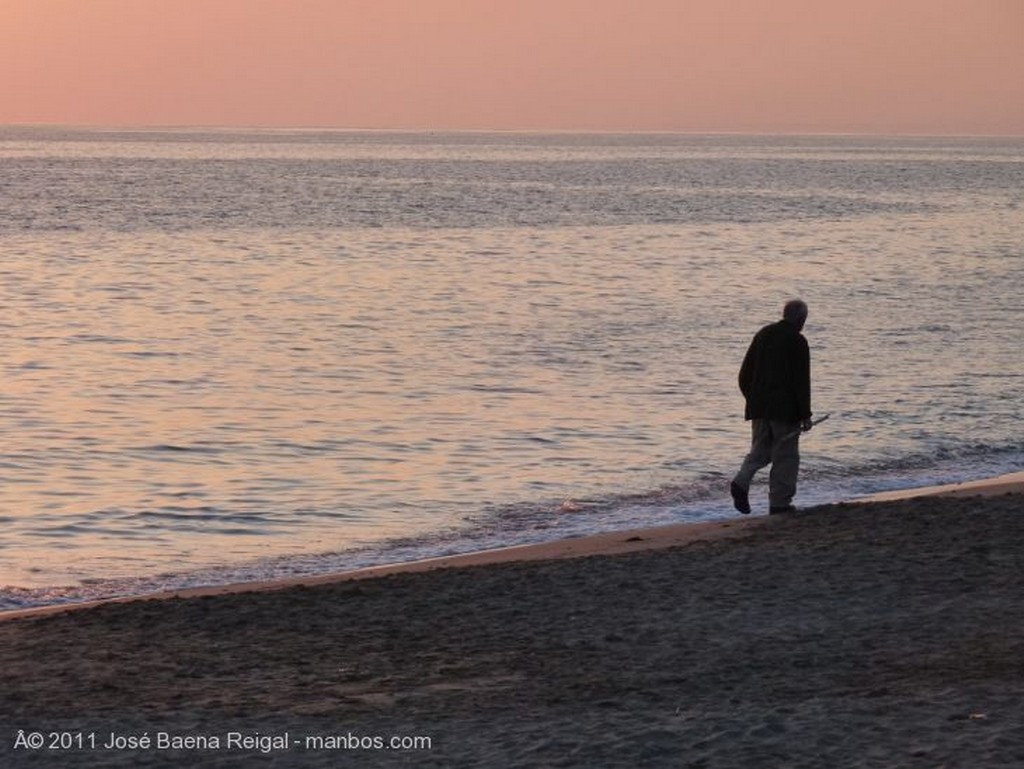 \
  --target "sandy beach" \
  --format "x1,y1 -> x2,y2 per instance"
1,476 -> 1022,768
